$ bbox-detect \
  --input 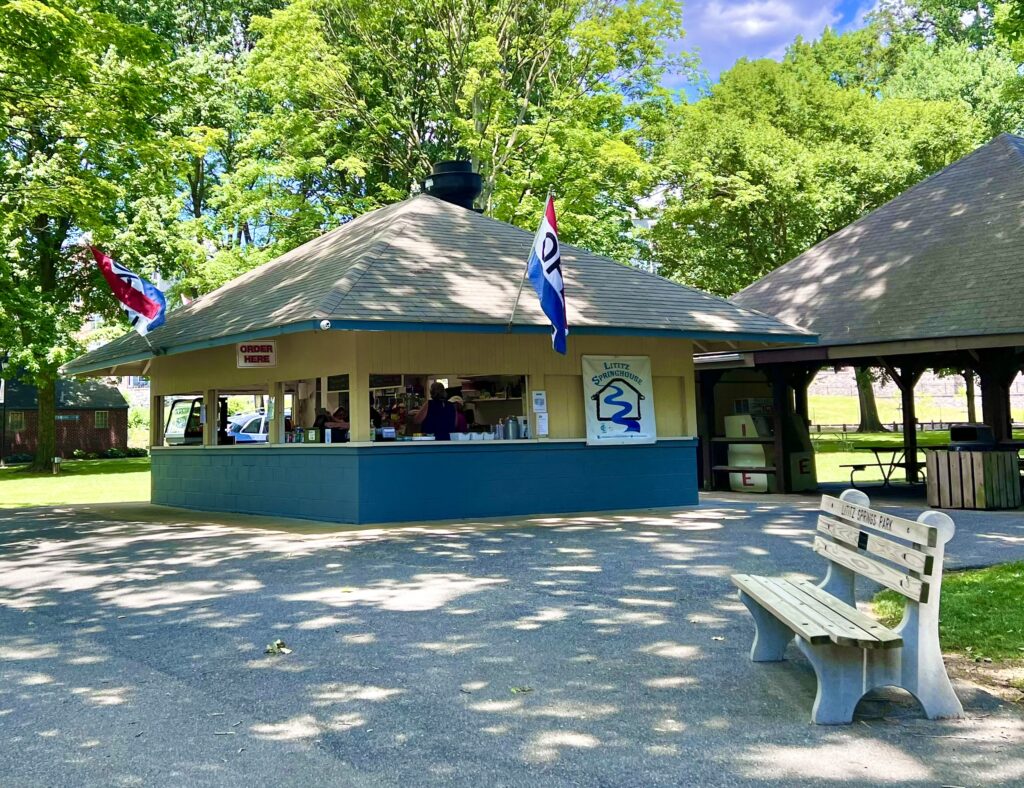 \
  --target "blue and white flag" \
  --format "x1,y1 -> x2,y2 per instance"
527,195 -> 568,354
